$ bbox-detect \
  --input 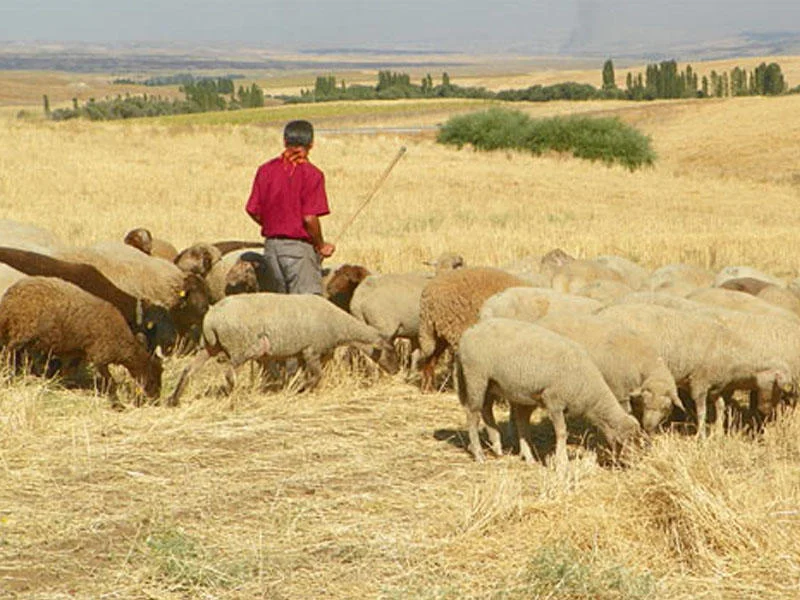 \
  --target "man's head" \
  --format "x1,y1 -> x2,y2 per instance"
284,120 -> 314,149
